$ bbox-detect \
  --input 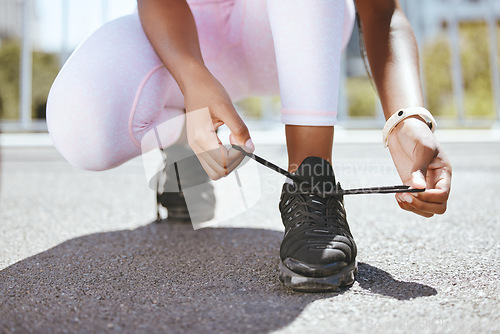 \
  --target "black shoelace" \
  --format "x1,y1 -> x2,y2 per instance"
283,184 -> 347,231
232,145 -> 424,196
299,195 -> 344,227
